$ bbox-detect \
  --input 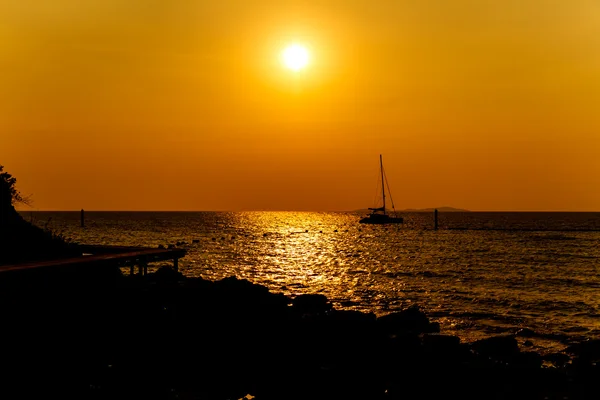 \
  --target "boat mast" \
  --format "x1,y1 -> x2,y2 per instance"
380,154 -> 386,215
